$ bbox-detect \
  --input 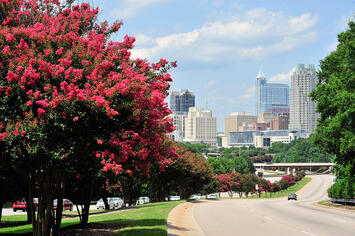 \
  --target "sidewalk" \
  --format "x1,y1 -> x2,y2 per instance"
167,201 -> 206,236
